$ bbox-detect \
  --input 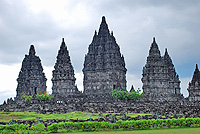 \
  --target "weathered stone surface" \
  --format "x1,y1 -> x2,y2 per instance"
16,45 -> 47,97
187,64 -> 200,101
141,37 -> 183,101
52,38 -> 80,97
83,16 -> 127,97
